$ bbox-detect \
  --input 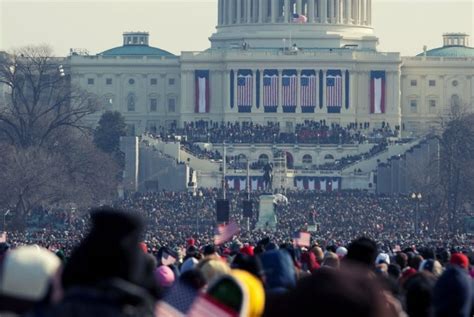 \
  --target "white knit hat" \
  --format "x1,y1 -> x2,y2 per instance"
336,247 -> 348,258
375,253 -> 390,265
0,245 -> 61,301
